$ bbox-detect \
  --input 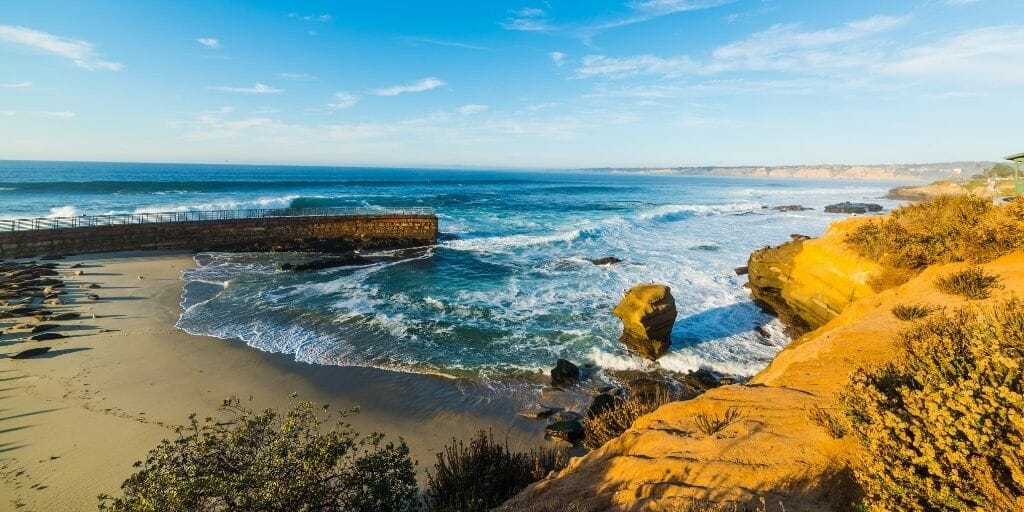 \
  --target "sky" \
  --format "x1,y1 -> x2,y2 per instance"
0,0 -> 1021,168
